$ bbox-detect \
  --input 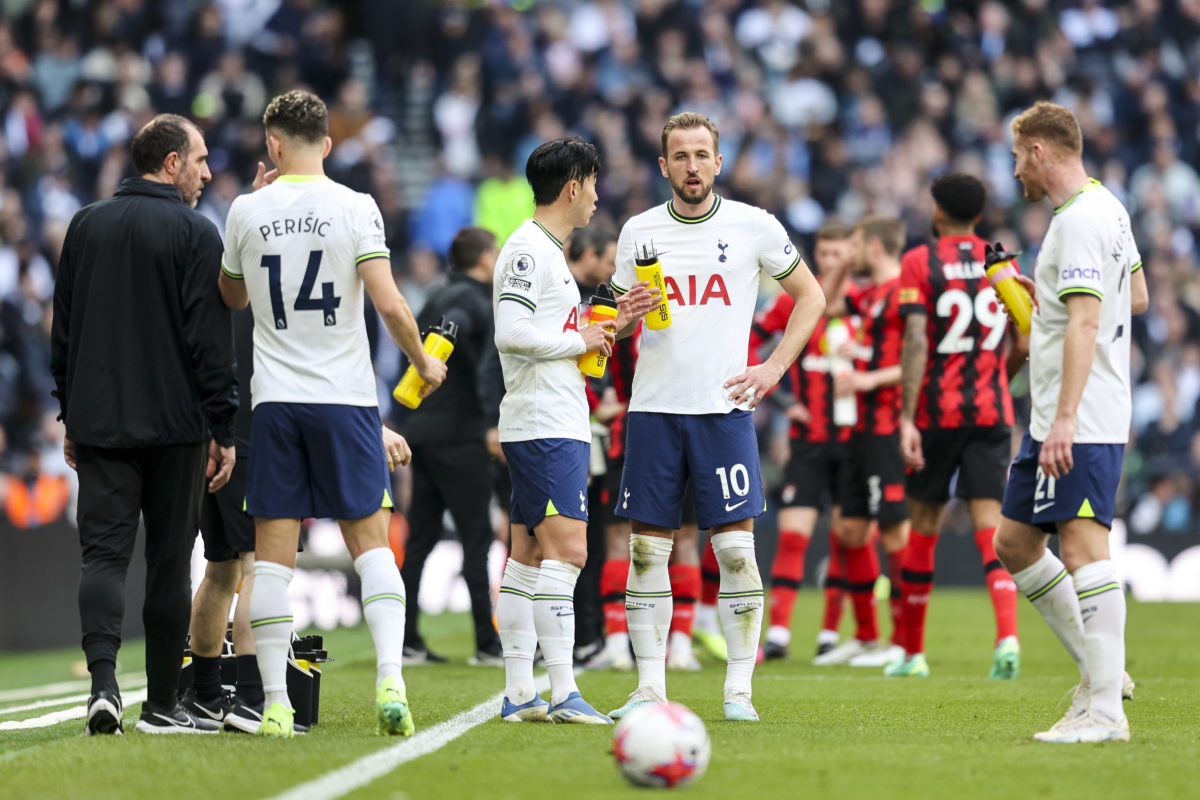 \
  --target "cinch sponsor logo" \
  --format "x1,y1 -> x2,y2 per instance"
1062,265 -> 1101,281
